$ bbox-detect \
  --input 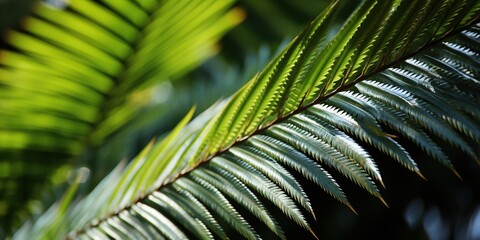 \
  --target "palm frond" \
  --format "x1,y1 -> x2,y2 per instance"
0,0 -> 241,230
14,0 -> 480,239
